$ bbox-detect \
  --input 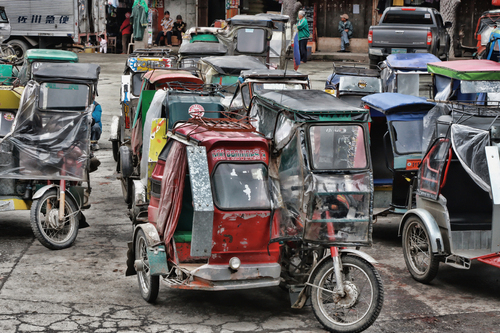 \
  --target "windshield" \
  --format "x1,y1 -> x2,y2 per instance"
383,11 -> 434,24
39,83 -> 89,111
309,125 -> 368,170
390,120 -> 424,155
397,73 -> 432,98
212,163 -> 271,210
236,28 -> 266,54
